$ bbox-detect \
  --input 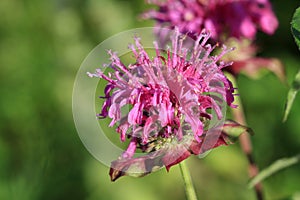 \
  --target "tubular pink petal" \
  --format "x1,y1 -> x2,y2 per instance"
128,103 -> 143,125
122,138 -> 137,159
